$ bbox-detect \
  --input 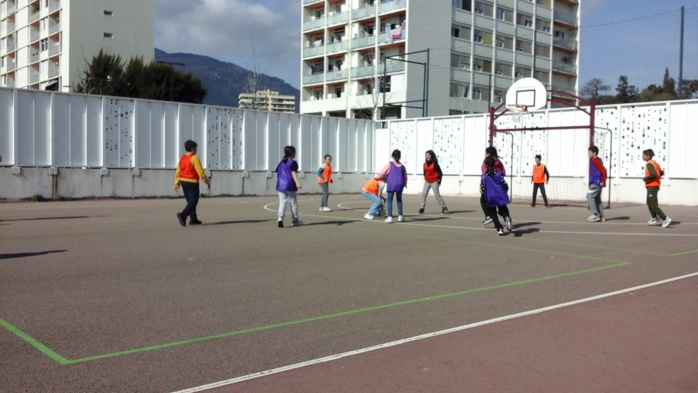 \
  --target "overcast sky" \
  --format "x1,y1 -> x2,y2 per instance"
154,1 -> 694,90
